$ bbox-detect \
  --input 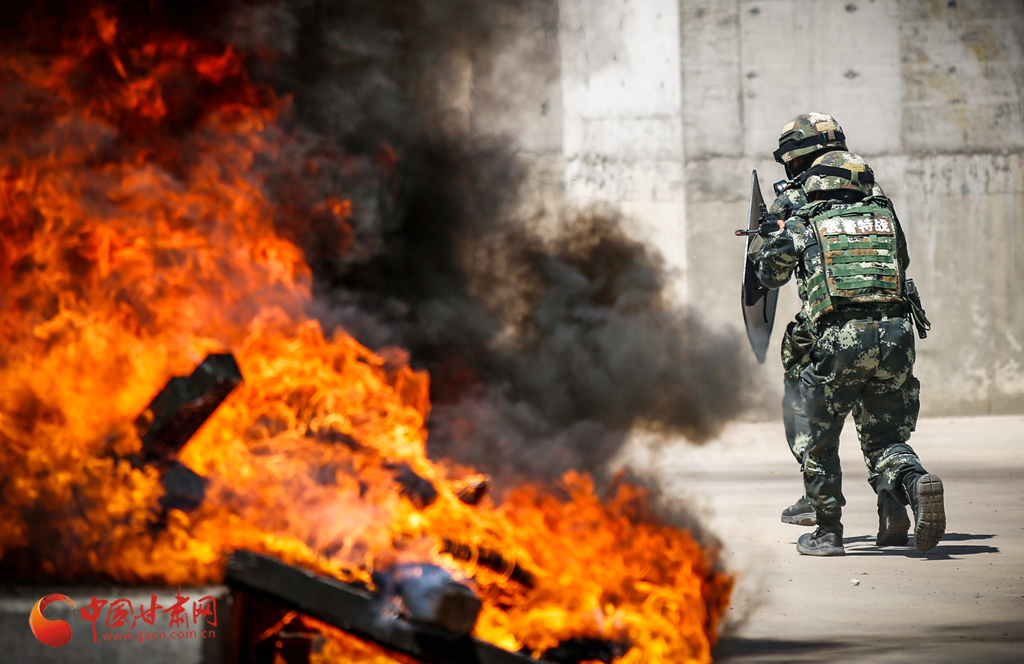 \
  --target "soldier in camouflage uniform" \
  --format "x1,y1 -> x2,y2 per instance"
754,151 -> 946,556
766,114 -> 909,546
